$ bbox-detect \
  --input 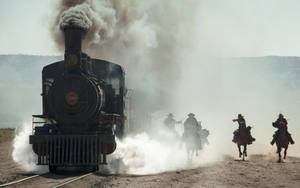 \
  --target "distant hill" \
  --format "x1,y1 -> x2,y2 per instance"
0,55 -> 61,128
221,56 -> 300,91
